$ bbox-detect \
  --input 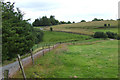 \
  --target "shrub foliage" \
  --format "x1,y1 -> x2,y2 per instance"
106,31 -> 117,39
94,31 -> 119,40
94,32 -> 108,38
2,2 -> 43,61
